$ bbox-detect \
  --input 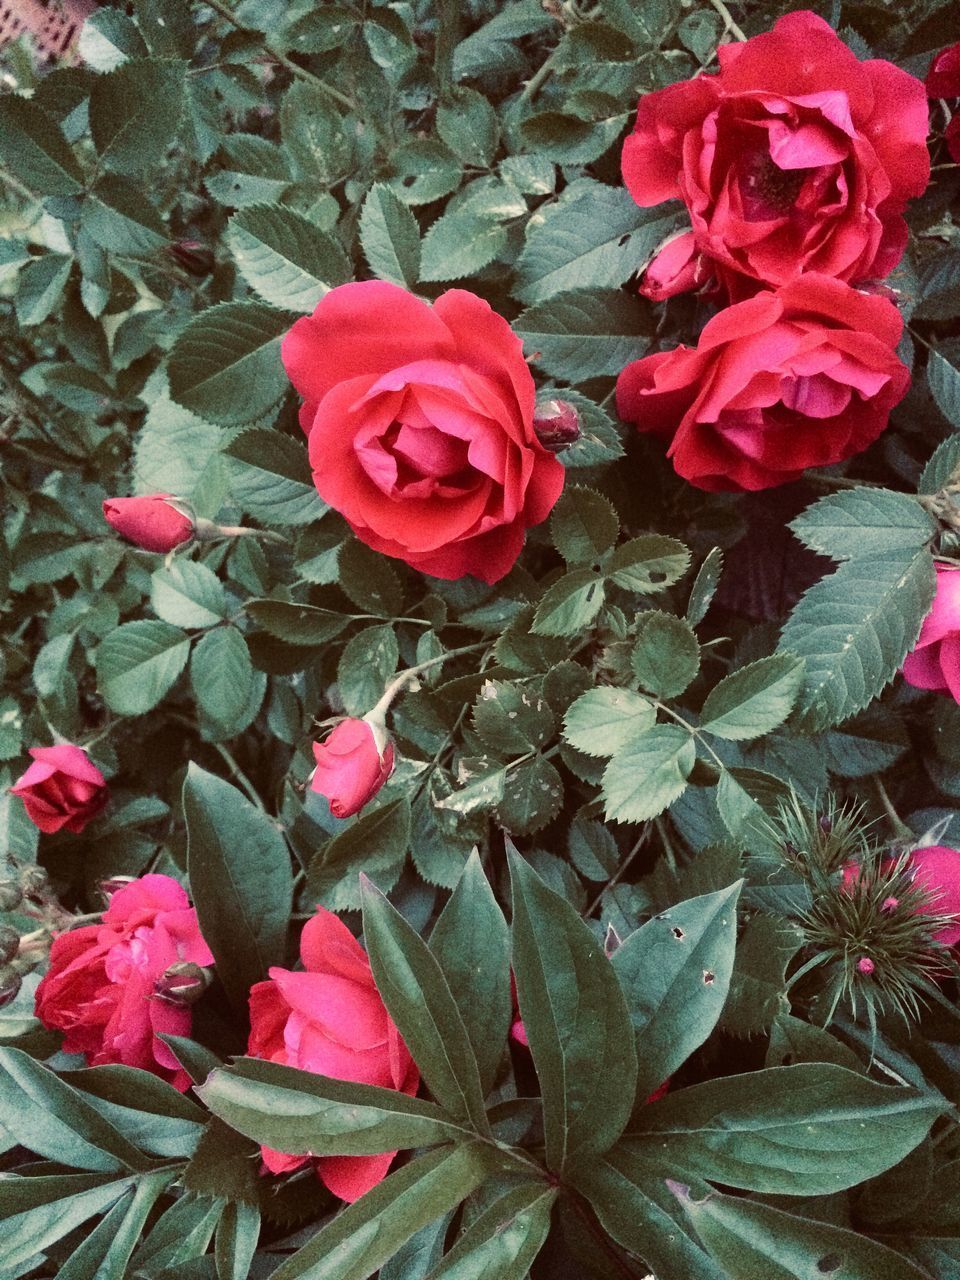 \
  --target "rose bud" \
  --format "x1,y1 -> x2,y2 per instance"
169,239 -> 215,277
0,880 -> 23,911
533,399 -> 581,453
310,718 -> 395,819
153,961 -> 209,1006
102,494 -> 196,554
637,231 -> 705,302
10,745 -> 109,835
902,562 -> 960,702
0,968 -> 21,1009
0,925 -> 19,966
926,43 -> 960,98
